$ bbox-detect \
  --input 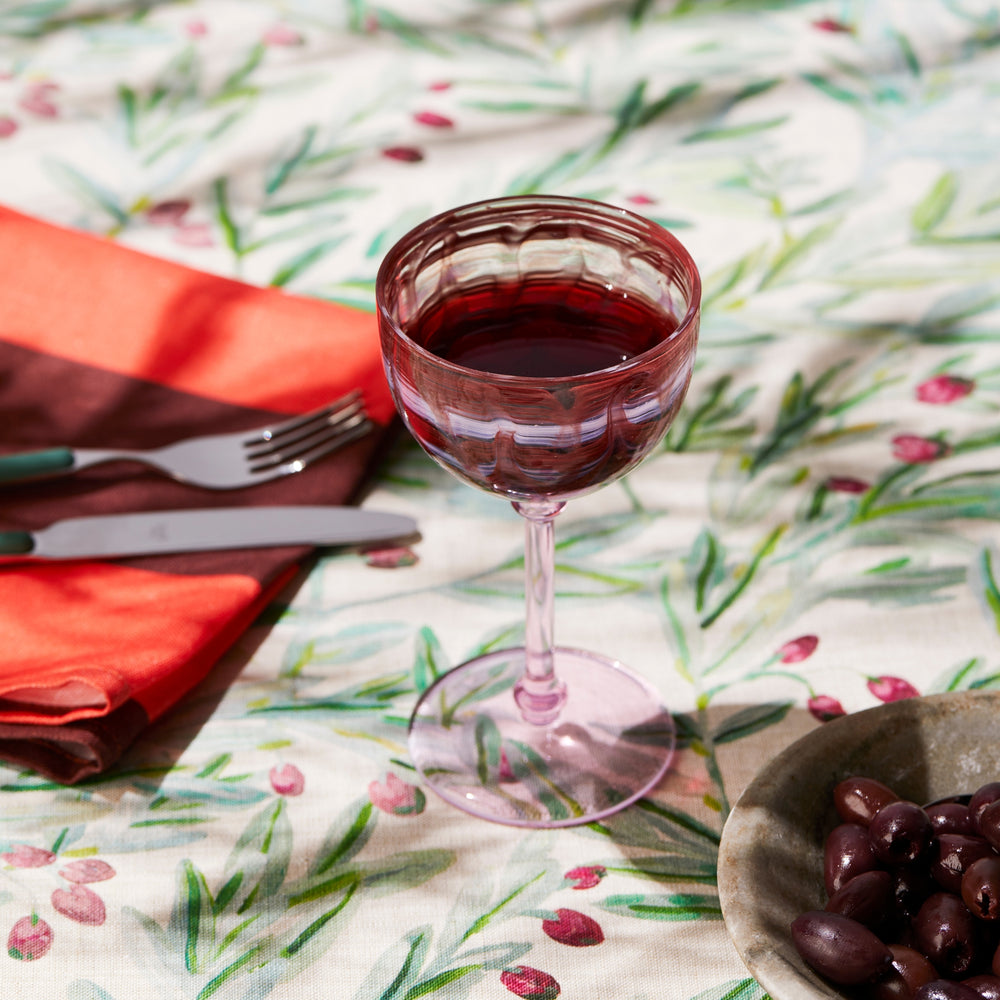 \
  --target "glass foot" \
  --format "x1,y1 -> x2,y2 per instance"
408,647 -> 676,828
